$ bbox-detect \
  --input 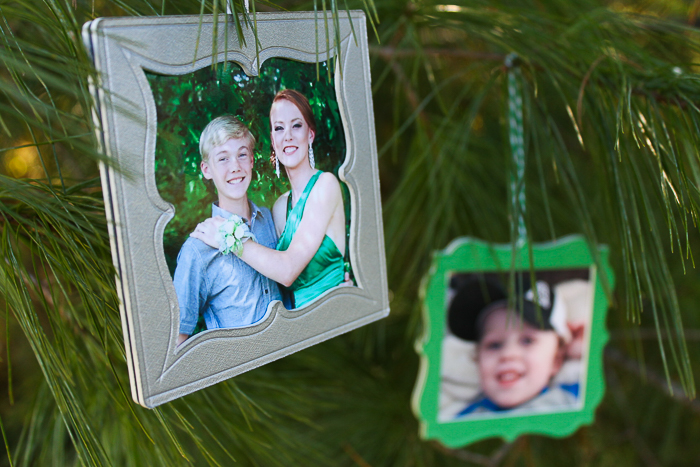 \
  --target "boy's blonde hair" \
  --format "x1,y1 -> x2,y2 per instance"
199,115 -> 256,161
